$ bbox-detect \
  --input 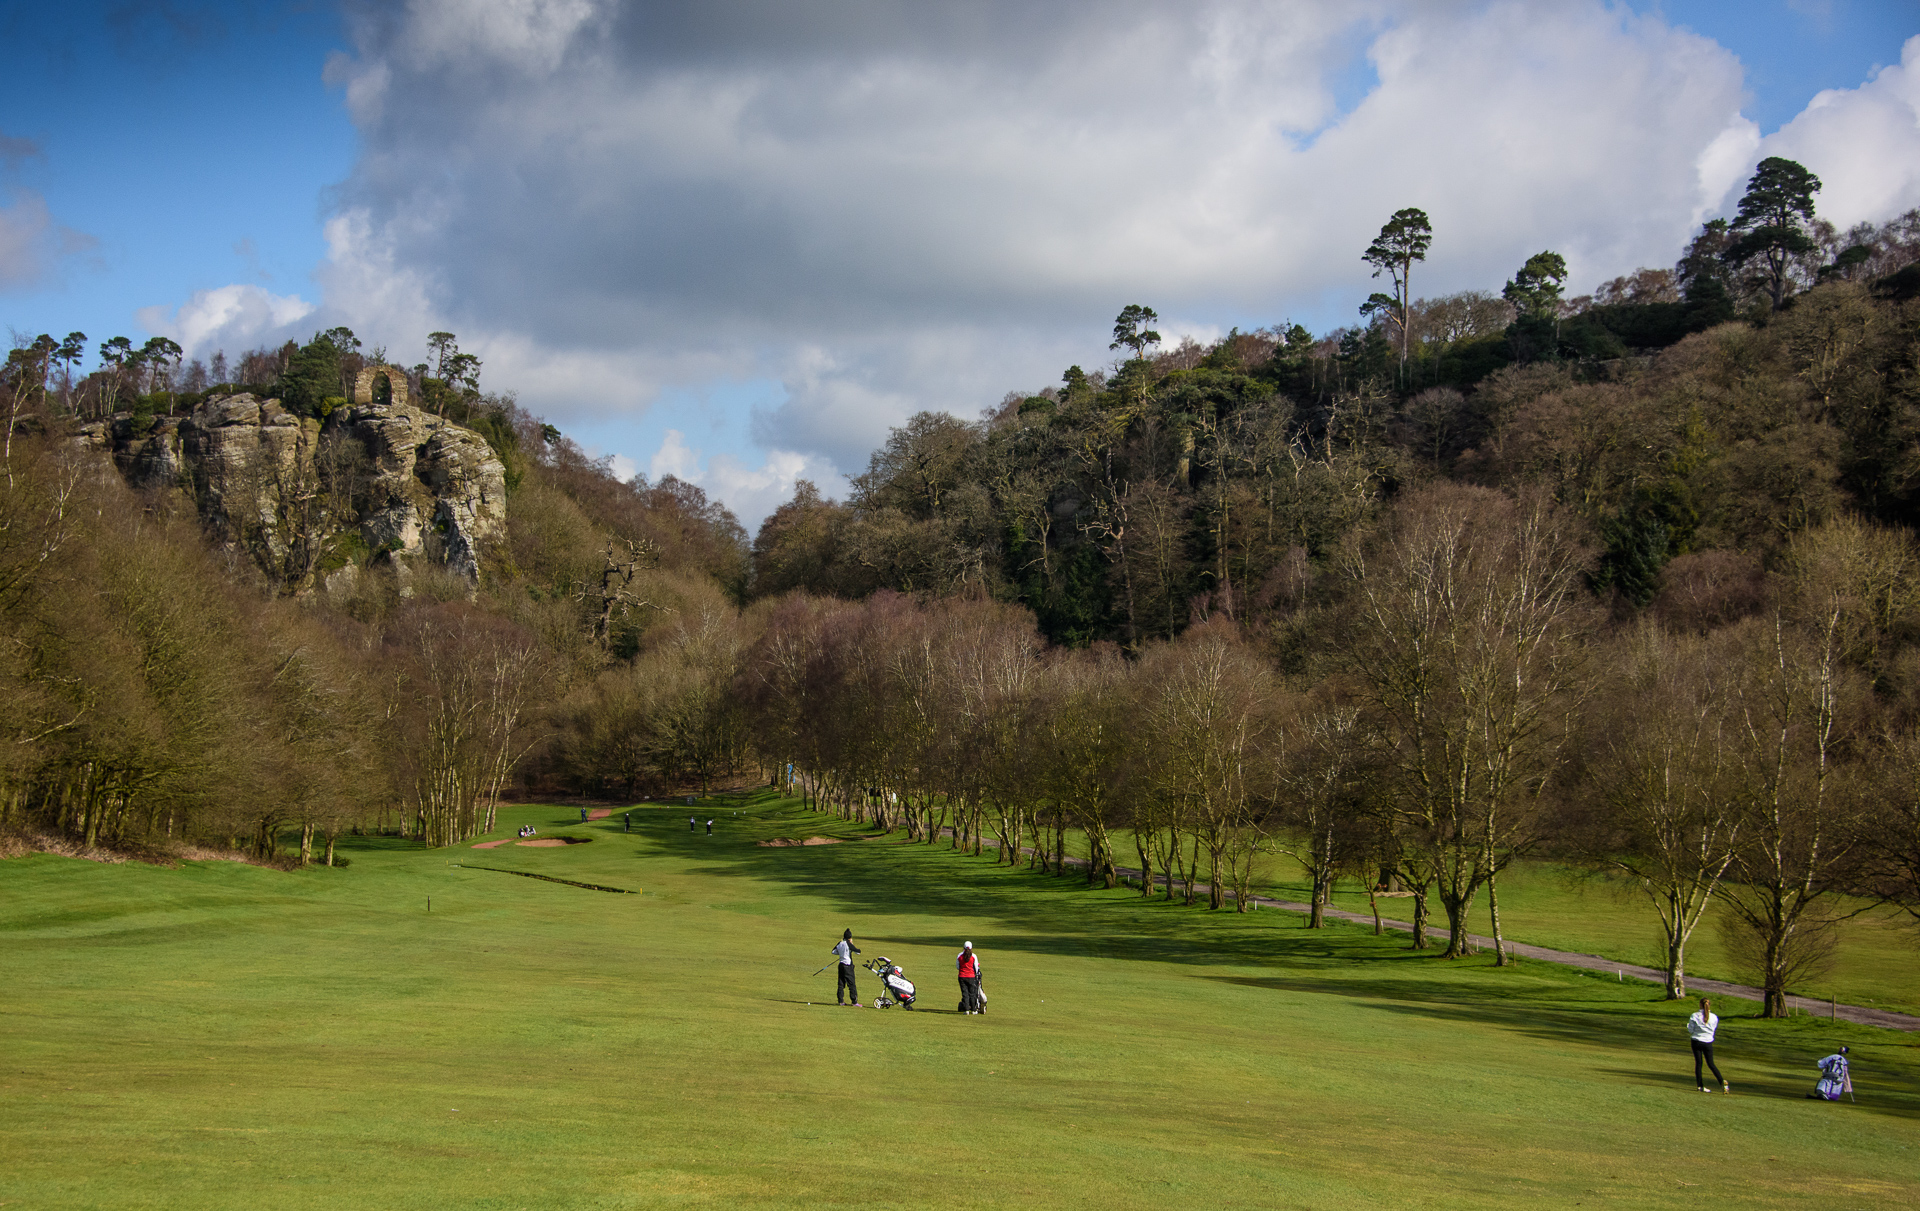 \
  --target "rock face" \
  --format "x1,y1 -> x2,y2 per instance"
89,393 -> 507,589
328,399 -> 507,581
